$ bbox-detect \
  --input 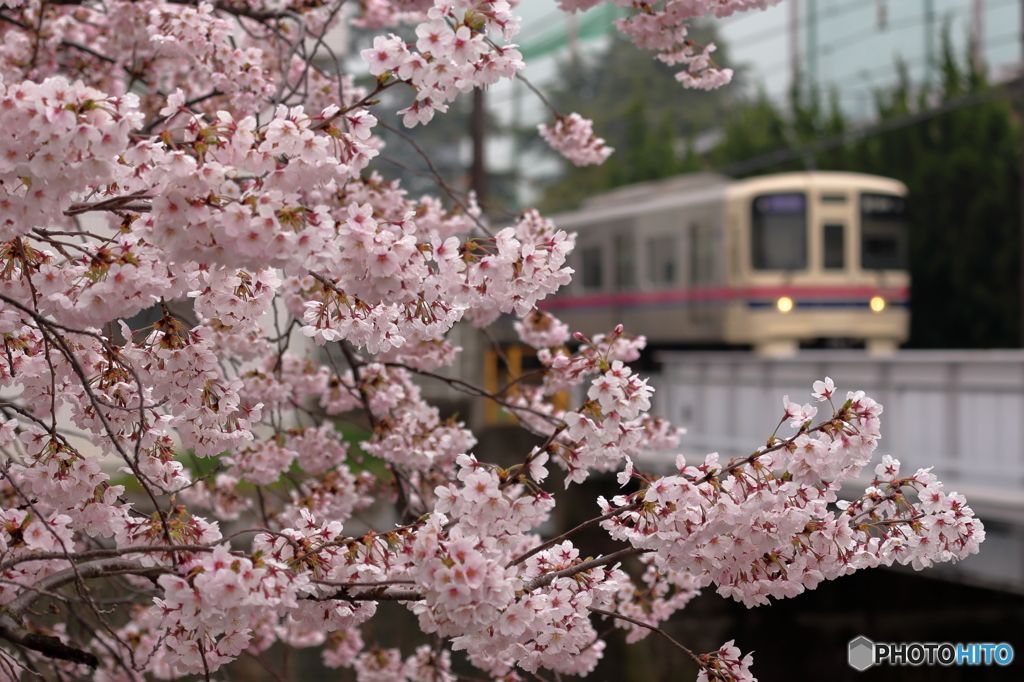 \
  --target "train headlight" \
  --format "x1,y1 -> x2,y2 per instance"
776,296 -> 794,313
869,296 -> 886,313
